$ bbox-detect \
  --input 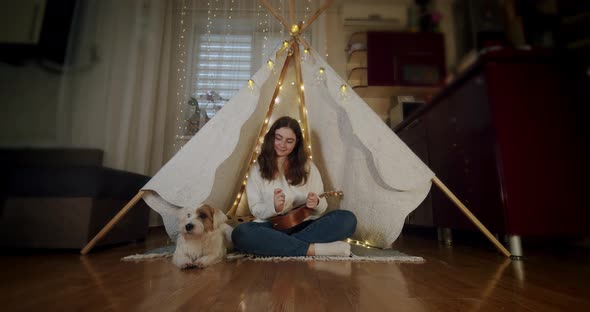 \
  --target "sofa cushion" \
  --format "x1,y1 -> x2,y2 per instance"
0,197 -> 150,249
0,148 -> 152,249
6,166 -> 150,200
0,148 -> 103,167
